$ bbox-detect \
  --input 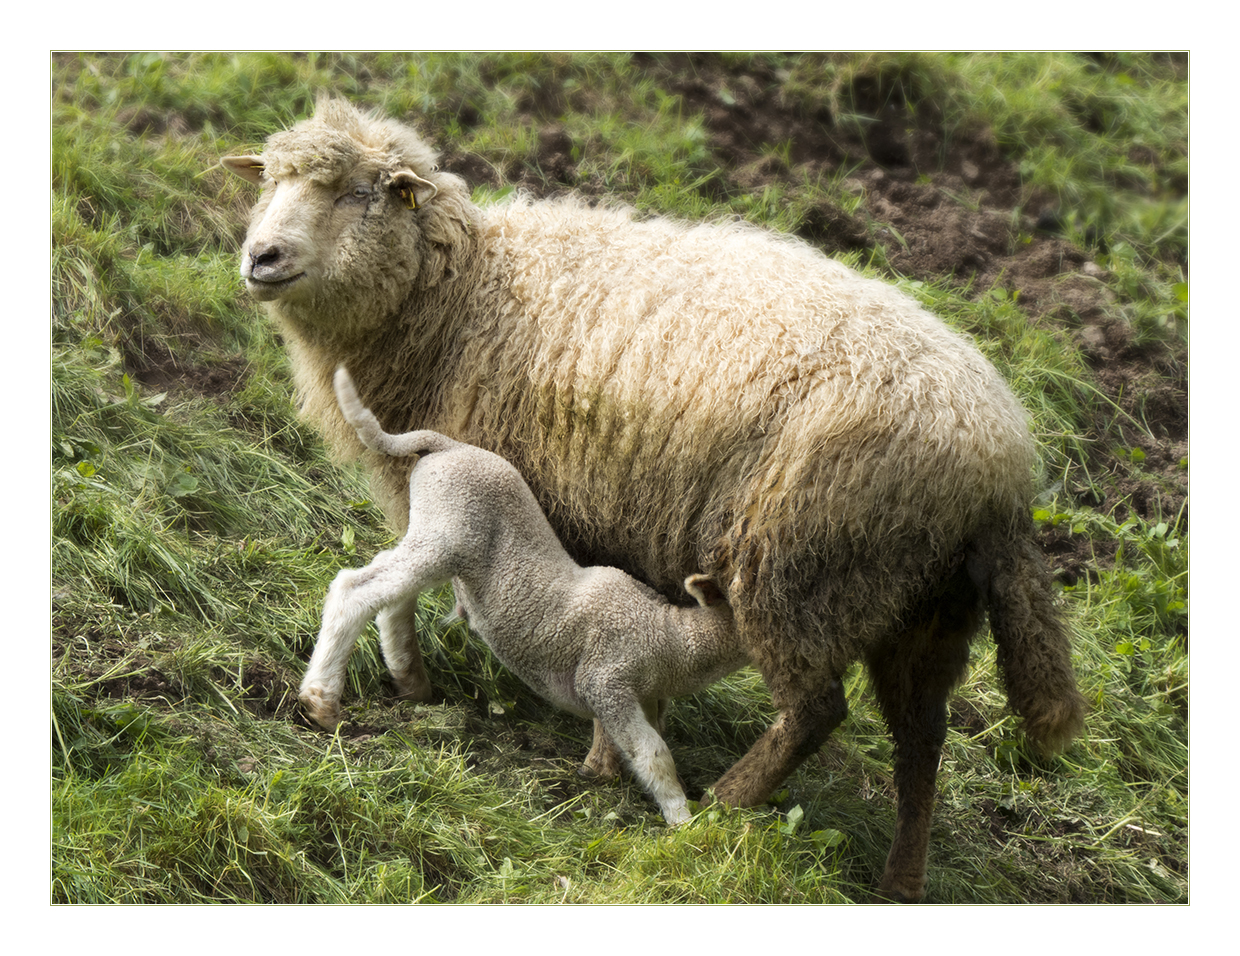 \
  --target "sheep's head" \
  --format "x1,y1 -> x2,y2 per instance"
222,98 -> 469,328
